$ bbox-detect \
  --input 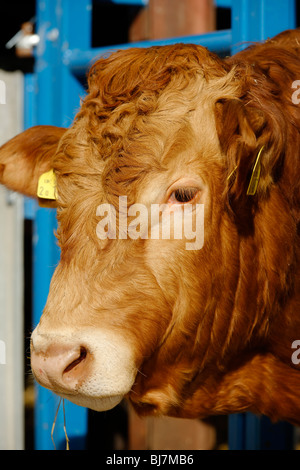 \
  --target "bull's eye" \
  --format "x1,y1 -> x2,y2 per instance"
169,187 -> 198,204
